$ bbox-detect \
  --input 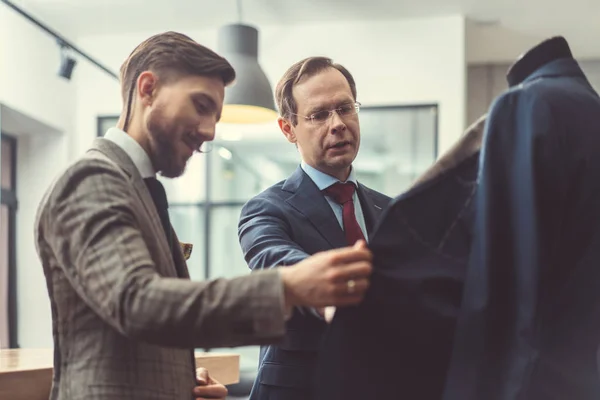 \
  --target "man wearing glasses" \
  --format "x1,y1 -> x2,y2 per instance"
238,57 -> 390,400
